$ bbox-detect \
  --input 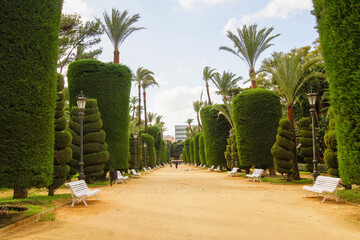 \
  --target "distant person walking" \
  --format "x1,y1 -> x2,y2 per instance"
175,161 -> 178,169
